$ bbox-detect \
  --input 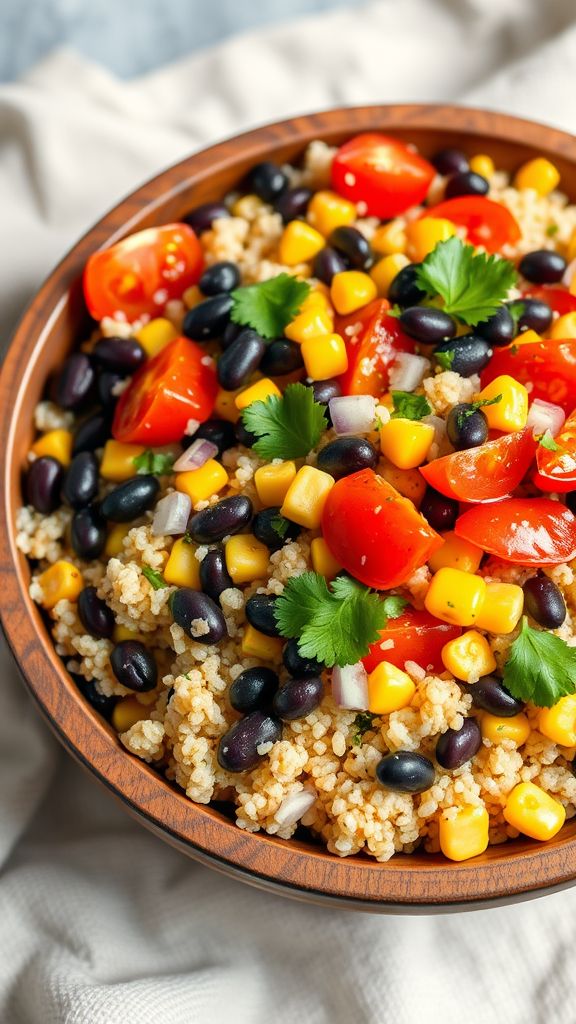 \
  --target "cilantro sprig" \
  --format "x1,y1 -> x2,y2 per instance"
415,237 -> 517,326
456,394 -> 502,427
503,617 -> 576,708
230,273 -> 311,338
241,382 -> 327,460
536,431 -> 560,452
350,712 -> 377,746
133,450 -> 174,475
391,391 -> 432,421
142,565 -> 168,590
271,513 -> 291,540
